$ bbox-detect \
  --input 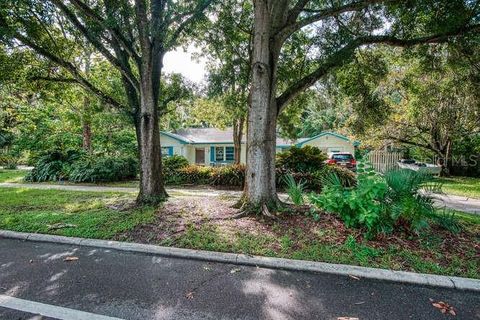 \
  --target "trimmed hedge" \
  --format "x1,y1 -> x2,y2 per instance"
165,163 -> 355,191
210,164 -> 245,187
177,165 -> 213,185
